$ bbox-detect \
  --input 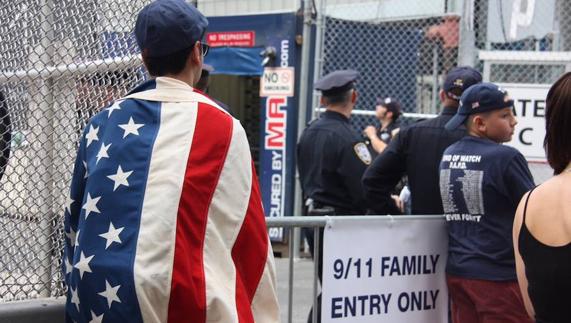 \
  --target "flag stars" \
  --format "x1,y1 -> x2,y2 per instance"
66,227 -> 76,247
75,230 -> 80,249
82,193 -> 101,219
98,280 -> 121,308
118,117 -> 144,138
96,142 -> 111,164
106,101 -> 122,118
89,310 -> 104,323
85,125 -> 99,147
82,161 -> 89,179
70,286 -> 80,311
65,257 -> 73,275
74,251 -> 94,279
107,165 -> 133,191
65,195 -> 74,214
99,222 -> 124,249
